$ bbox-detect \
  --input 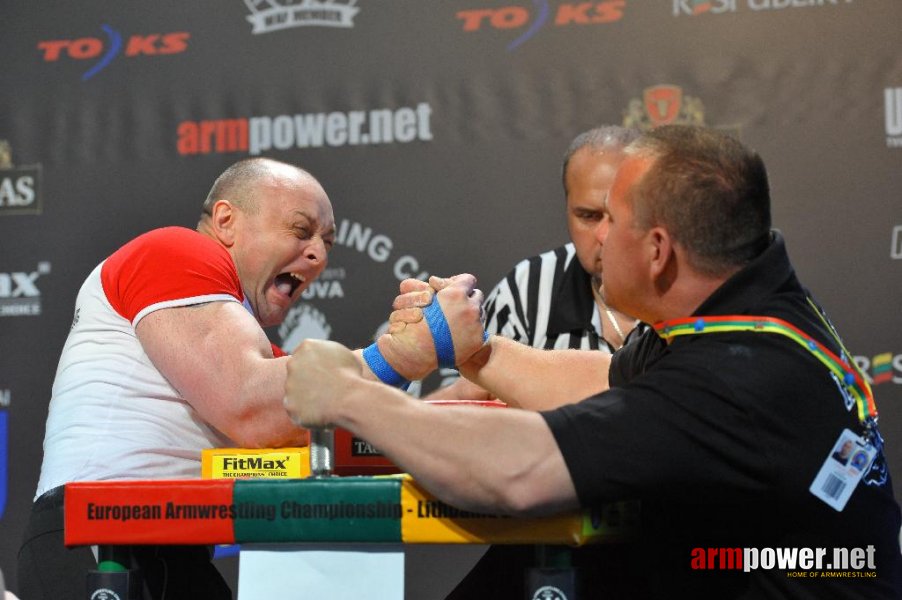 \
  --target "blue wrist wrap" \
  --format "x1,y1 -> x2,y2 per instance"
423,299 -> 456,369
362,342 -> 410,389
364,296 -> 489,386
422,299 -> 490,368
